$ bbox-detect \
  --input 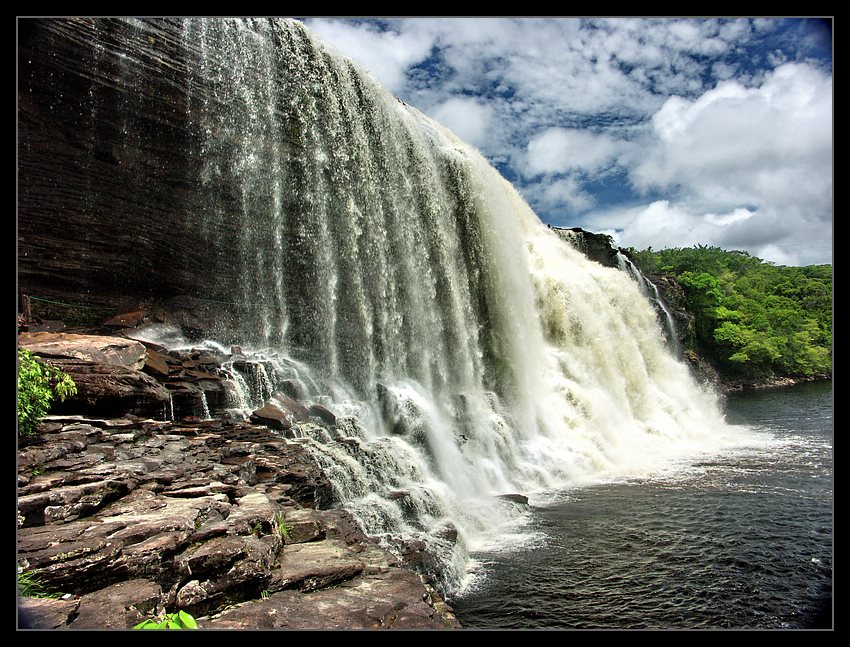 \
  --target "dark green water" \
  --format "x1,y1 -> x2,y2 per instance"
452,381 -> 833,630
